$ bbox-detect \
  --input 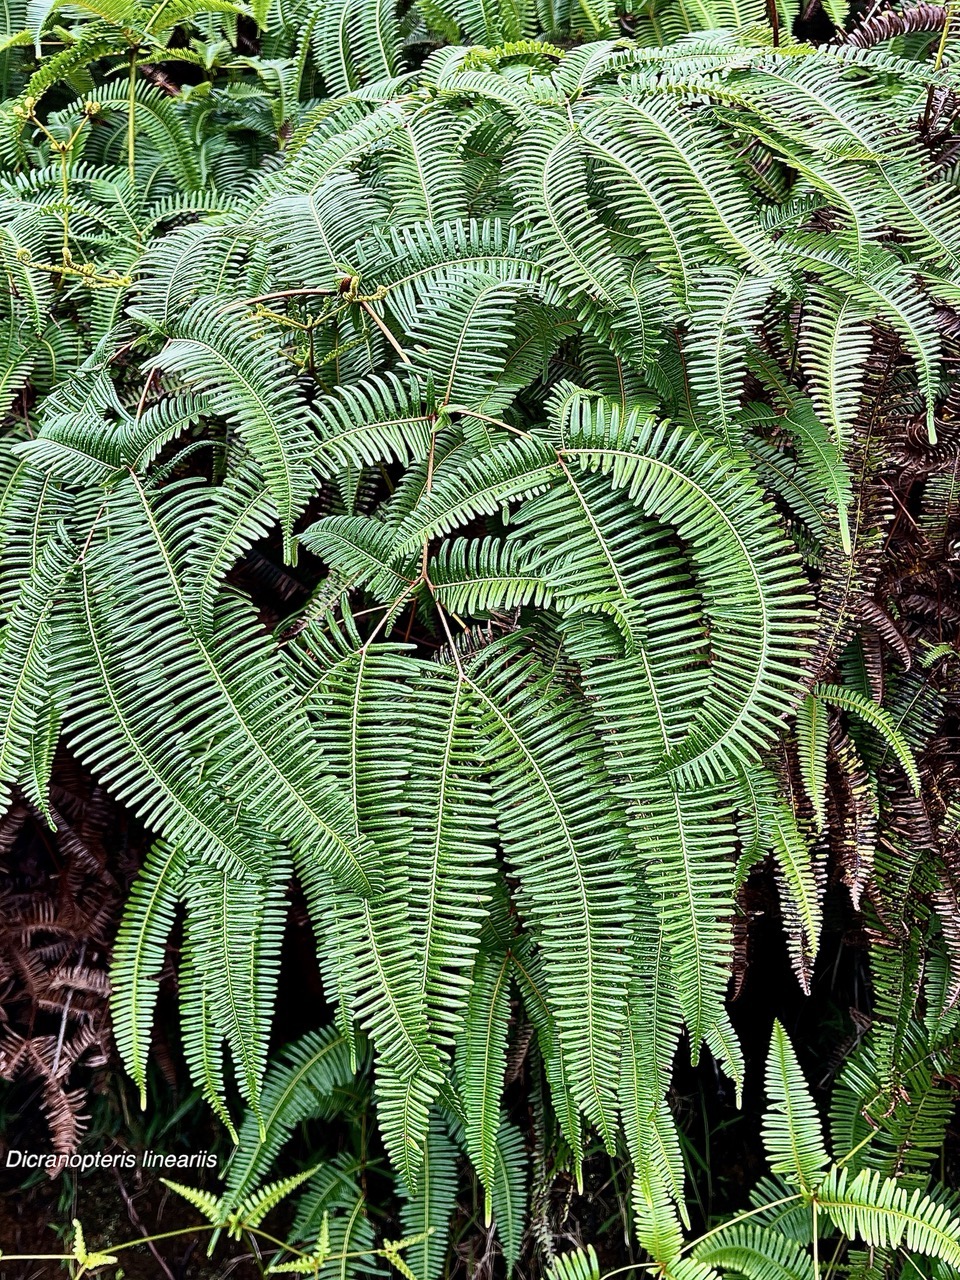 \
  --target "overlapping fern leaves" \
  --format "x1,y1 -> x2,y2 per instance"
1,0 -> 960,1274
